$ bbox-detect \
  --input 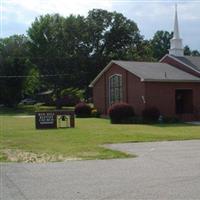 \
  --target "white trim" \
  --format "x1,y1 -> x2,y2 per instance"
159,54 -> 169,62
160,54 -> 200,75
